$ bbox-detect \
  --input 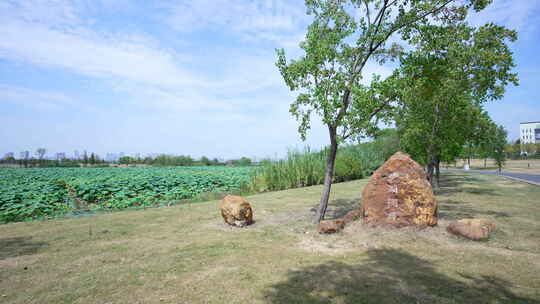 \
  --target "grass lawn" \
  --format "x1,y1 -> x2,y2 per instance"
450,158 -> 540,174
1,173 -> 539,303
